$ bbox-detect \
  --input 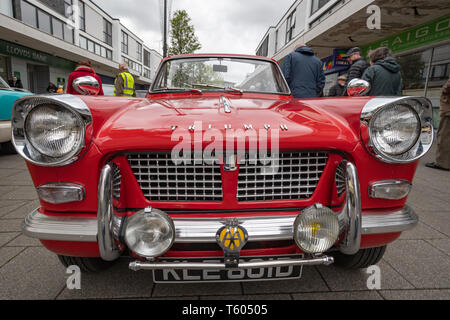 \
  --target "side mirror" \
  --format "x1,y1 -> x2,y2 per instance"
73,76 -> 100,95
347,79 -> 370,97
